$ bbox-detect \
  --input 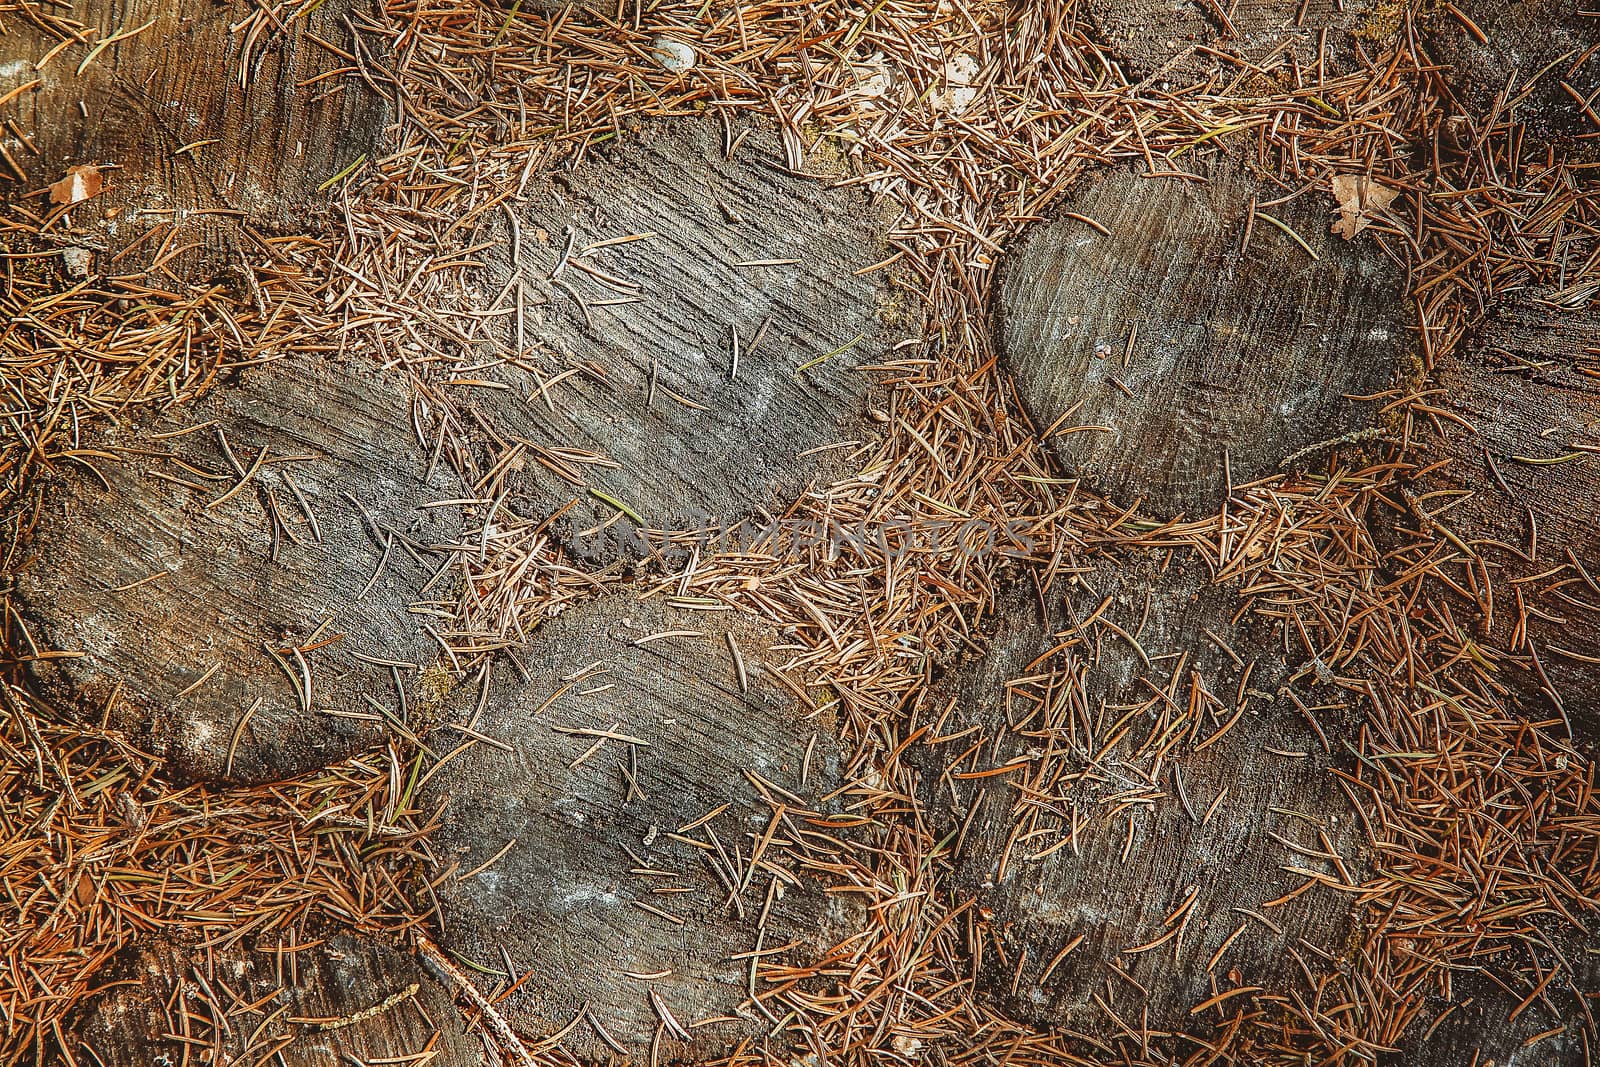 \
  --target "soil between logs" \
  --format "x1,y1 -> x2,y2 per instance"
14,356 -> 463,783
424,591 -> 860,1059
